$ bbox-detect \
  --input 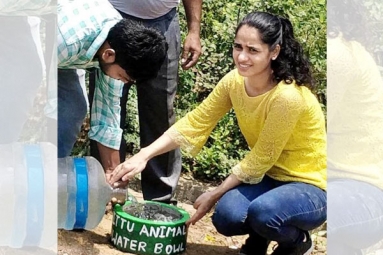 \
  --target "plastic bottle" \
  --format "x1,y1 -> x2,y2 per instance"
58,156 -> 135,230
0,144 -> 131,248
0,142 -> 57,249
